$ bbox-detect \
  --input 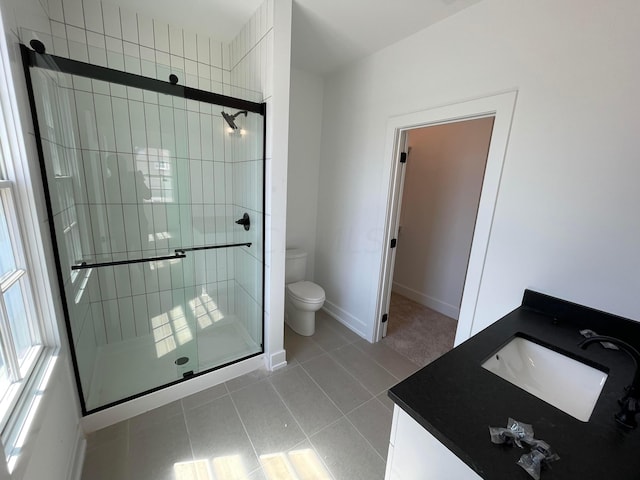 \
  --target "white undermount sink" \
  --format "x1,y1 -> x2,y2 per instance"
481,336 -> 608,421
